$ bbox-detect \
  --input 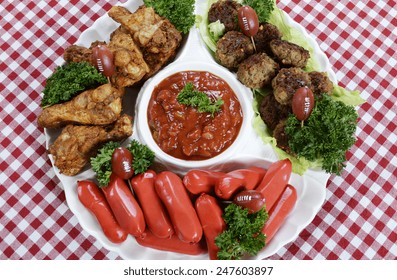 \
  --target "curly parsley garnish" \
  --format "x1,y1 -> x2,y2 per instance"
143,0 -> 195,34
41,62 -> 107,107
285,94 -> 358,175
90,140 -> 155,187
215,204 -> 269,260
242,0 -> 275,23
177,82 -> 224,117
127,140 -> 155,176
